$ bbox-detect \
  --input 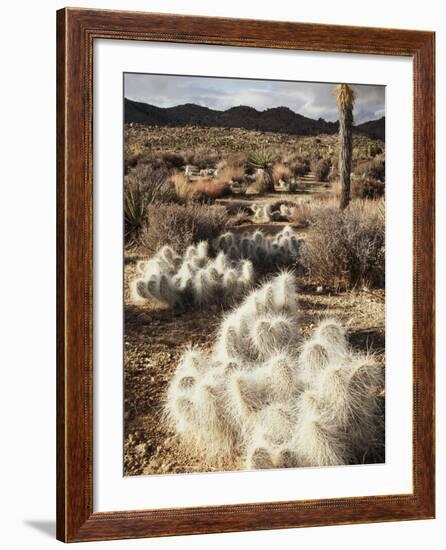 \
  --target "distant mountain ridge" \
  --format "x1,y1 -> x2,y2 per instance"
124,98 -> 385,141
